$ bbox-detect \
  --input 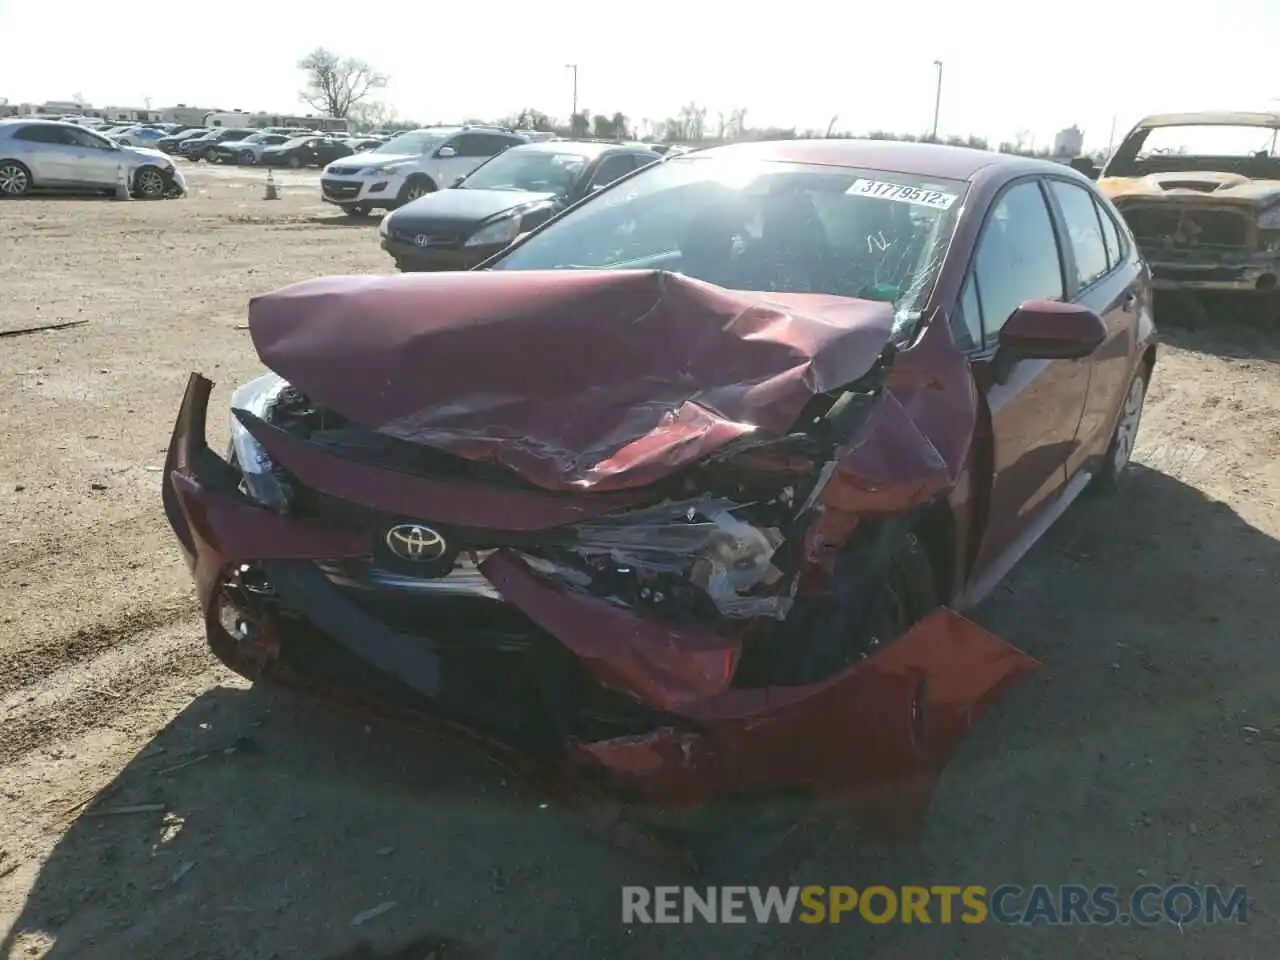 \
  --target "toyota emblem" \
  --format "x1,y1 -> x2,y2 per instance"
414,234 -> 430,248
384,523 -> 448,562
